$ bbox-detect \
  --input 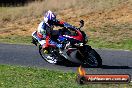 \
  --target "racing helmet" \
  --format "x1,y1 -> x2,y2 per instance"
44,10 -> 56,27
